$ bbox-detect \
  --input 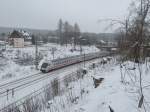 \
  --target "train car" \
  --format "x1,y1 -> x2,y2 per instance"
40,55 -> 81,73
40,52 -> 106,73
